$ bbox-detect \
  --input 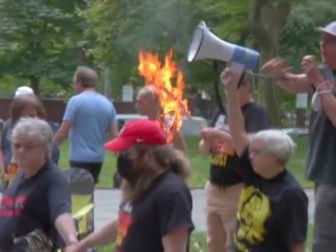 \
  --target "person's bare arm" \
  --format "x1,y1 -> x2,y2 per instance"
162,227 -> 189,252
110,123 -> 118,139
291,243 -> 305,252
64,219 -> 119,252
53,121 -> 73,146
199,127 -> 232,154
303,56 -> 336,126
172,131 -> 187,153
54,213 -> 78,246
221,69 -> 249,156
262,57 -> 313,94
